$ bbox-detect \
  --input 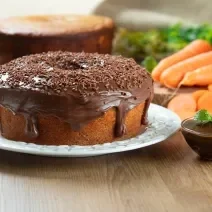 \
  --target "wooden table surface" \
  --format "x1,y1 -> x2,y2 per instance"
0,132 -> 212,212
